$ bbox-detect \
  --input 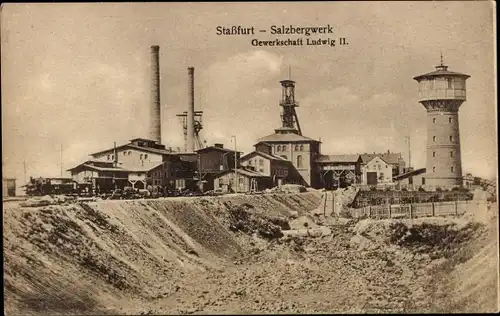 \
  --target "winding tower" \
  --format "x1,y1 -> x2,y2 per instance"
276,79 -> 302,135
413,56 -> 470,187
